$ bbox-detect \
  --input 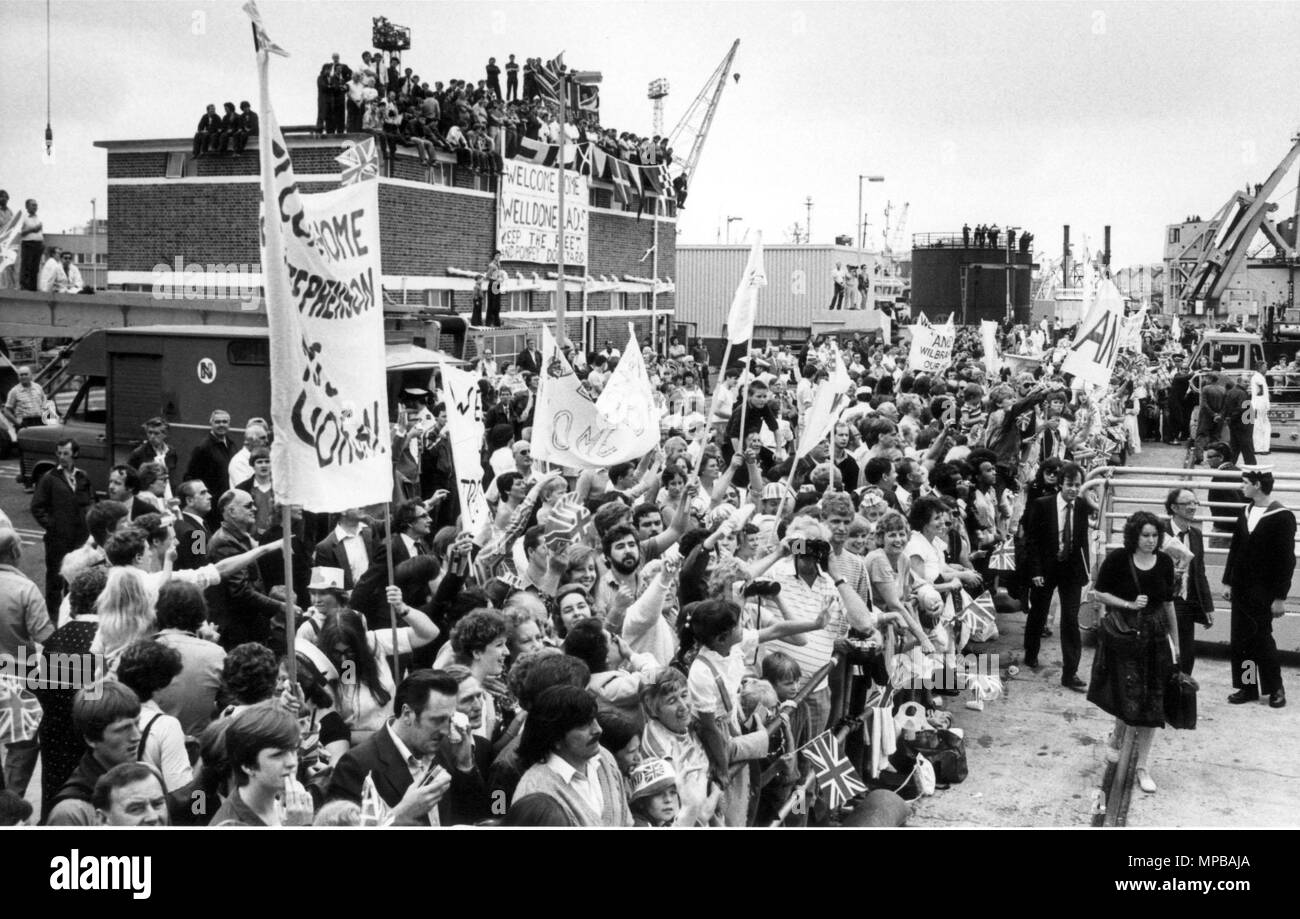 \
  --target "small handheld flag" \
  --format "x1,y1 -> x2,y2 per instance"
803,730 -> 867,810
